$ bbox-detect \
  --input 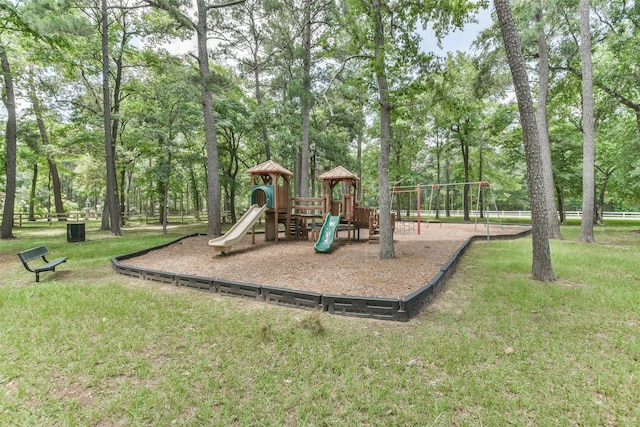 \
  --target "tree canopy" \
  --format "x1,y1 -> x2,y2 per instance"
2,0 -> 639,273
